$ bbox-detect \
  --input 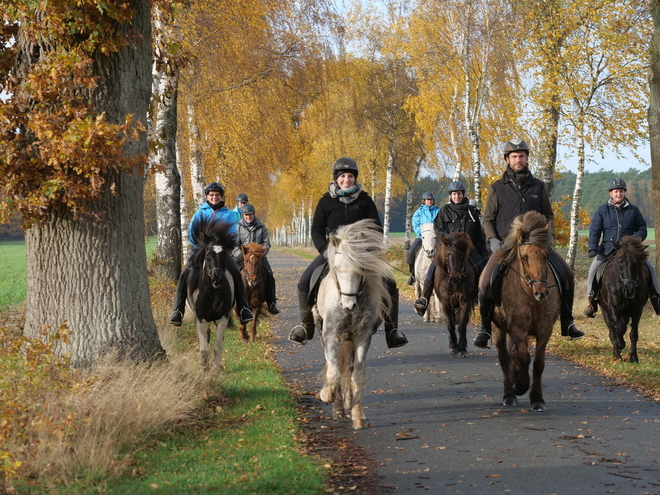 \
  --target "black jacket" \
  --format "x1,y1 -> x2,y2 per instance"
434,198 -> 489,260
588,199 -> 647,256
483,167 -> 554,241
311,191 -> 381,253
